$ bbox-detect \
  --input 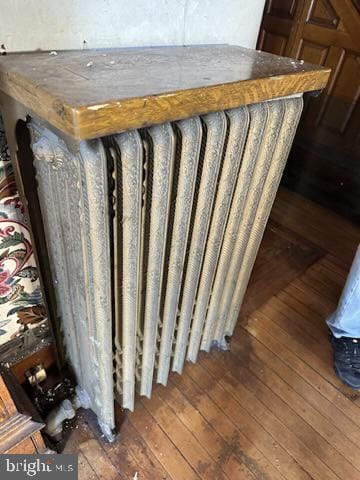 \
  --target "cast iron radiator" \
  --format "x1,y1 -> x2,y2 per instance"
0,45 -> 329,439
29,95 -> 303,437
